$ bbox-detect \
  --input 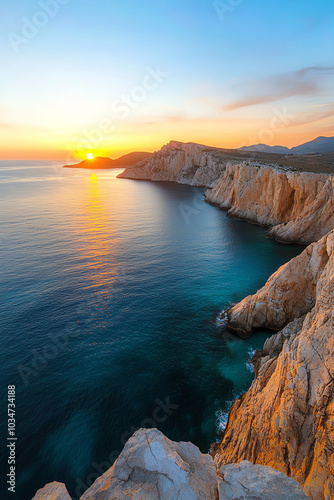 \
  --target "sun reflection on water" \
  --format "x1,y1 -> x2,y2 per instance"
80,173 -> 121,292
